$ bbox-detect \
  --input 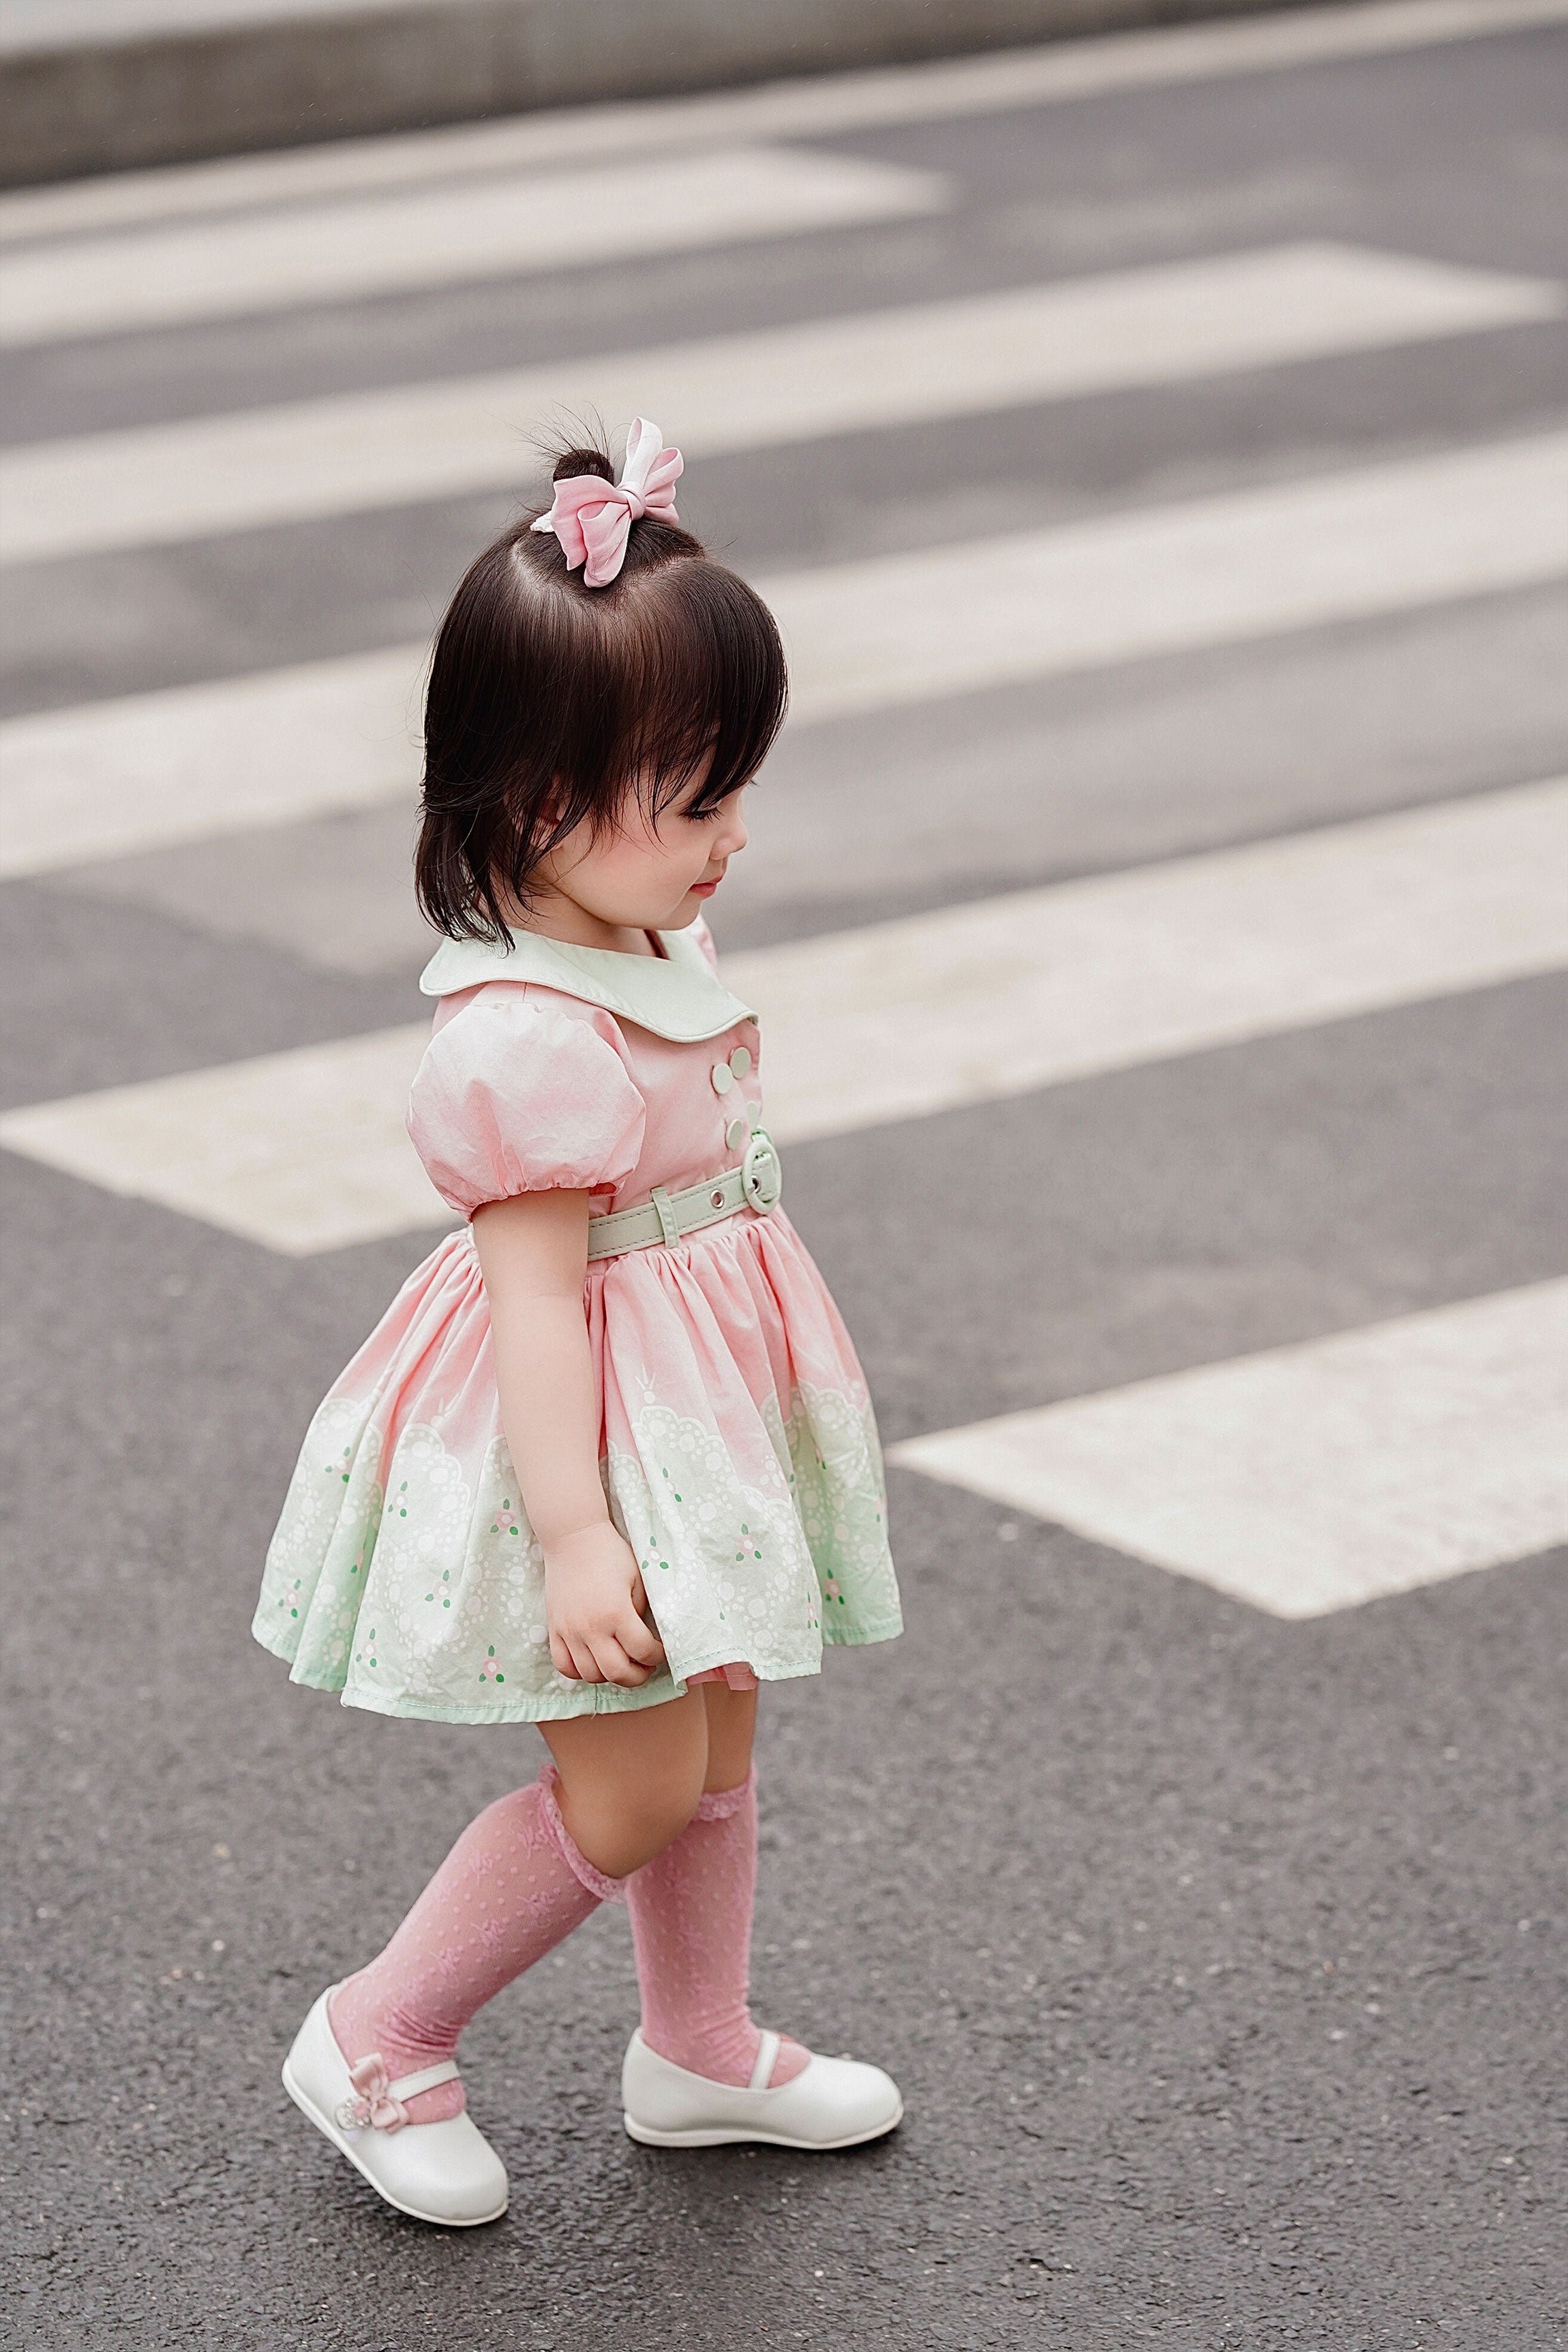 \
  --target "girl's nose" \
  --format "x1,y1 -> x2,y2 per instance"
718,801 -> 749,857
